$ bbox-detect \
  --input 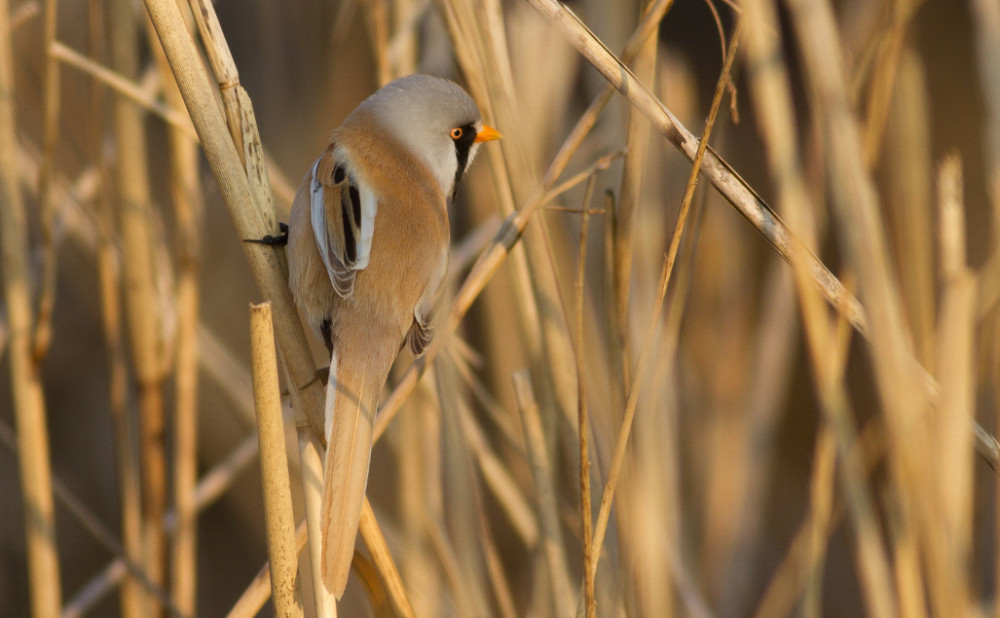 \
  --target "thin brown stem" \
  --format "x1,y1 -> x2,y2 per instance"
573,177 -> 596,618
